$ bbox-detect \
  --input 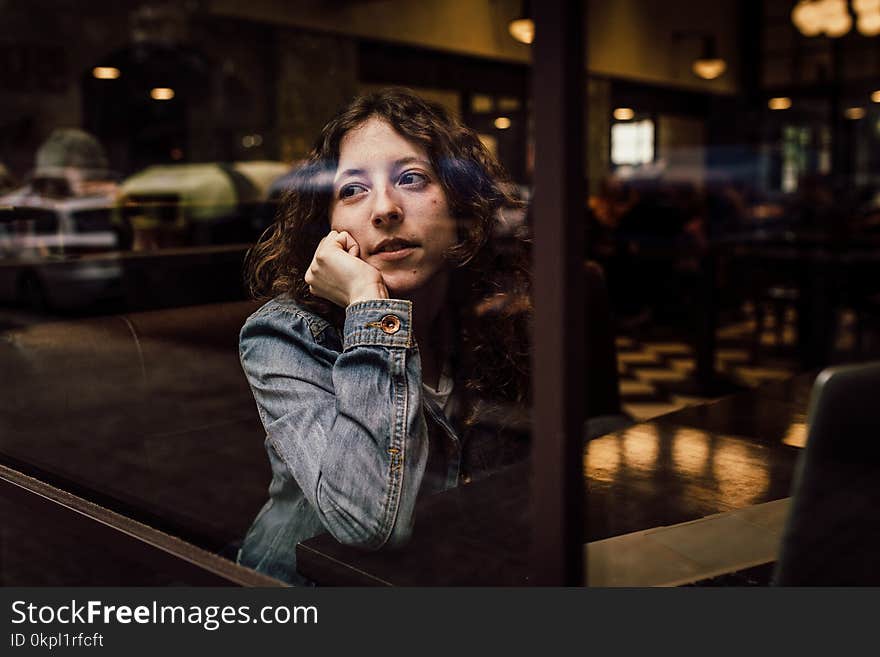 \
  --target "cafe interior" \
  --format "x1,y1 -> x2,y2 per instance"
1,0 -> 880,586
